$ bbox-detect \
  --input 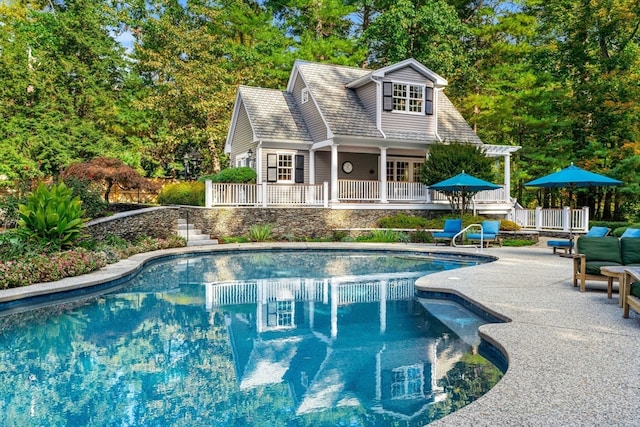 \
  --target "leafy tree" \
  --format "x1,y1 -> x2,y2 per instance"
363,0 -> 468,77
421,143 -> 495,214
0,0 -> 137,178
62,157 -> 151,203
